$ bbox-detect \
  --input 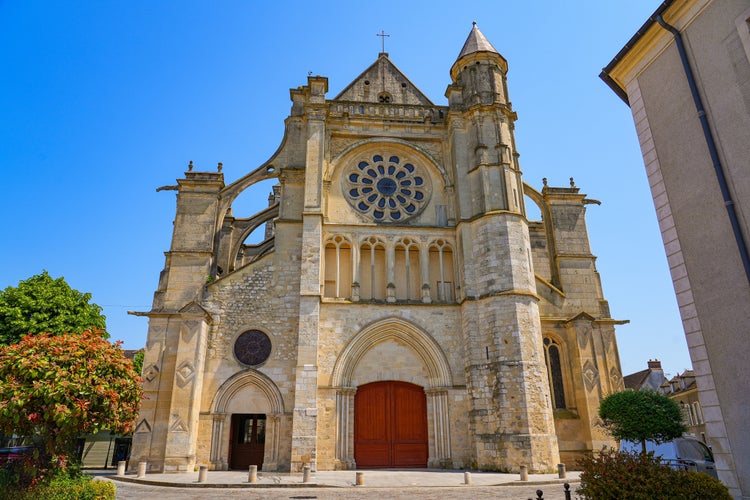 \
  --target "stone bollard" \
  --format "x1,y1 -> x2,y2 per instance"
248,465 -> 258,483
355,471 -> 365,486
520,465 -> 528,481
302,465 -> 311,483
198,465 -> 208,483
137,461 -> 147,478
464,471 -> 472,485
558,463 -> 567,479
117,461 -> 126,477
